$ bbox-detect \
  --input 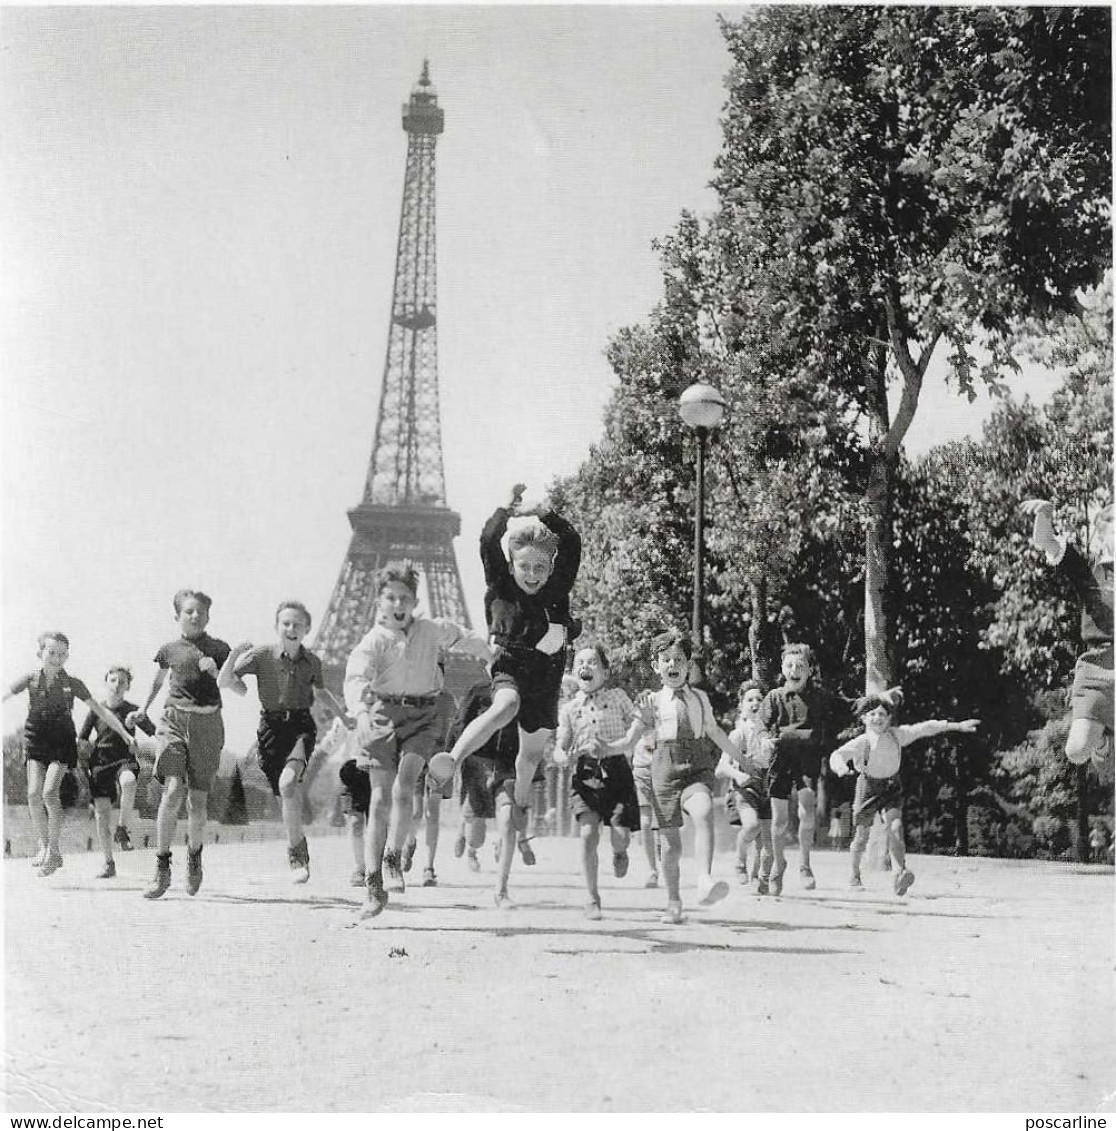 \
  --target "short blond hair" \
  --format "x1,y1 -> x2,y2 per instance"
508,519 -> 559,560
